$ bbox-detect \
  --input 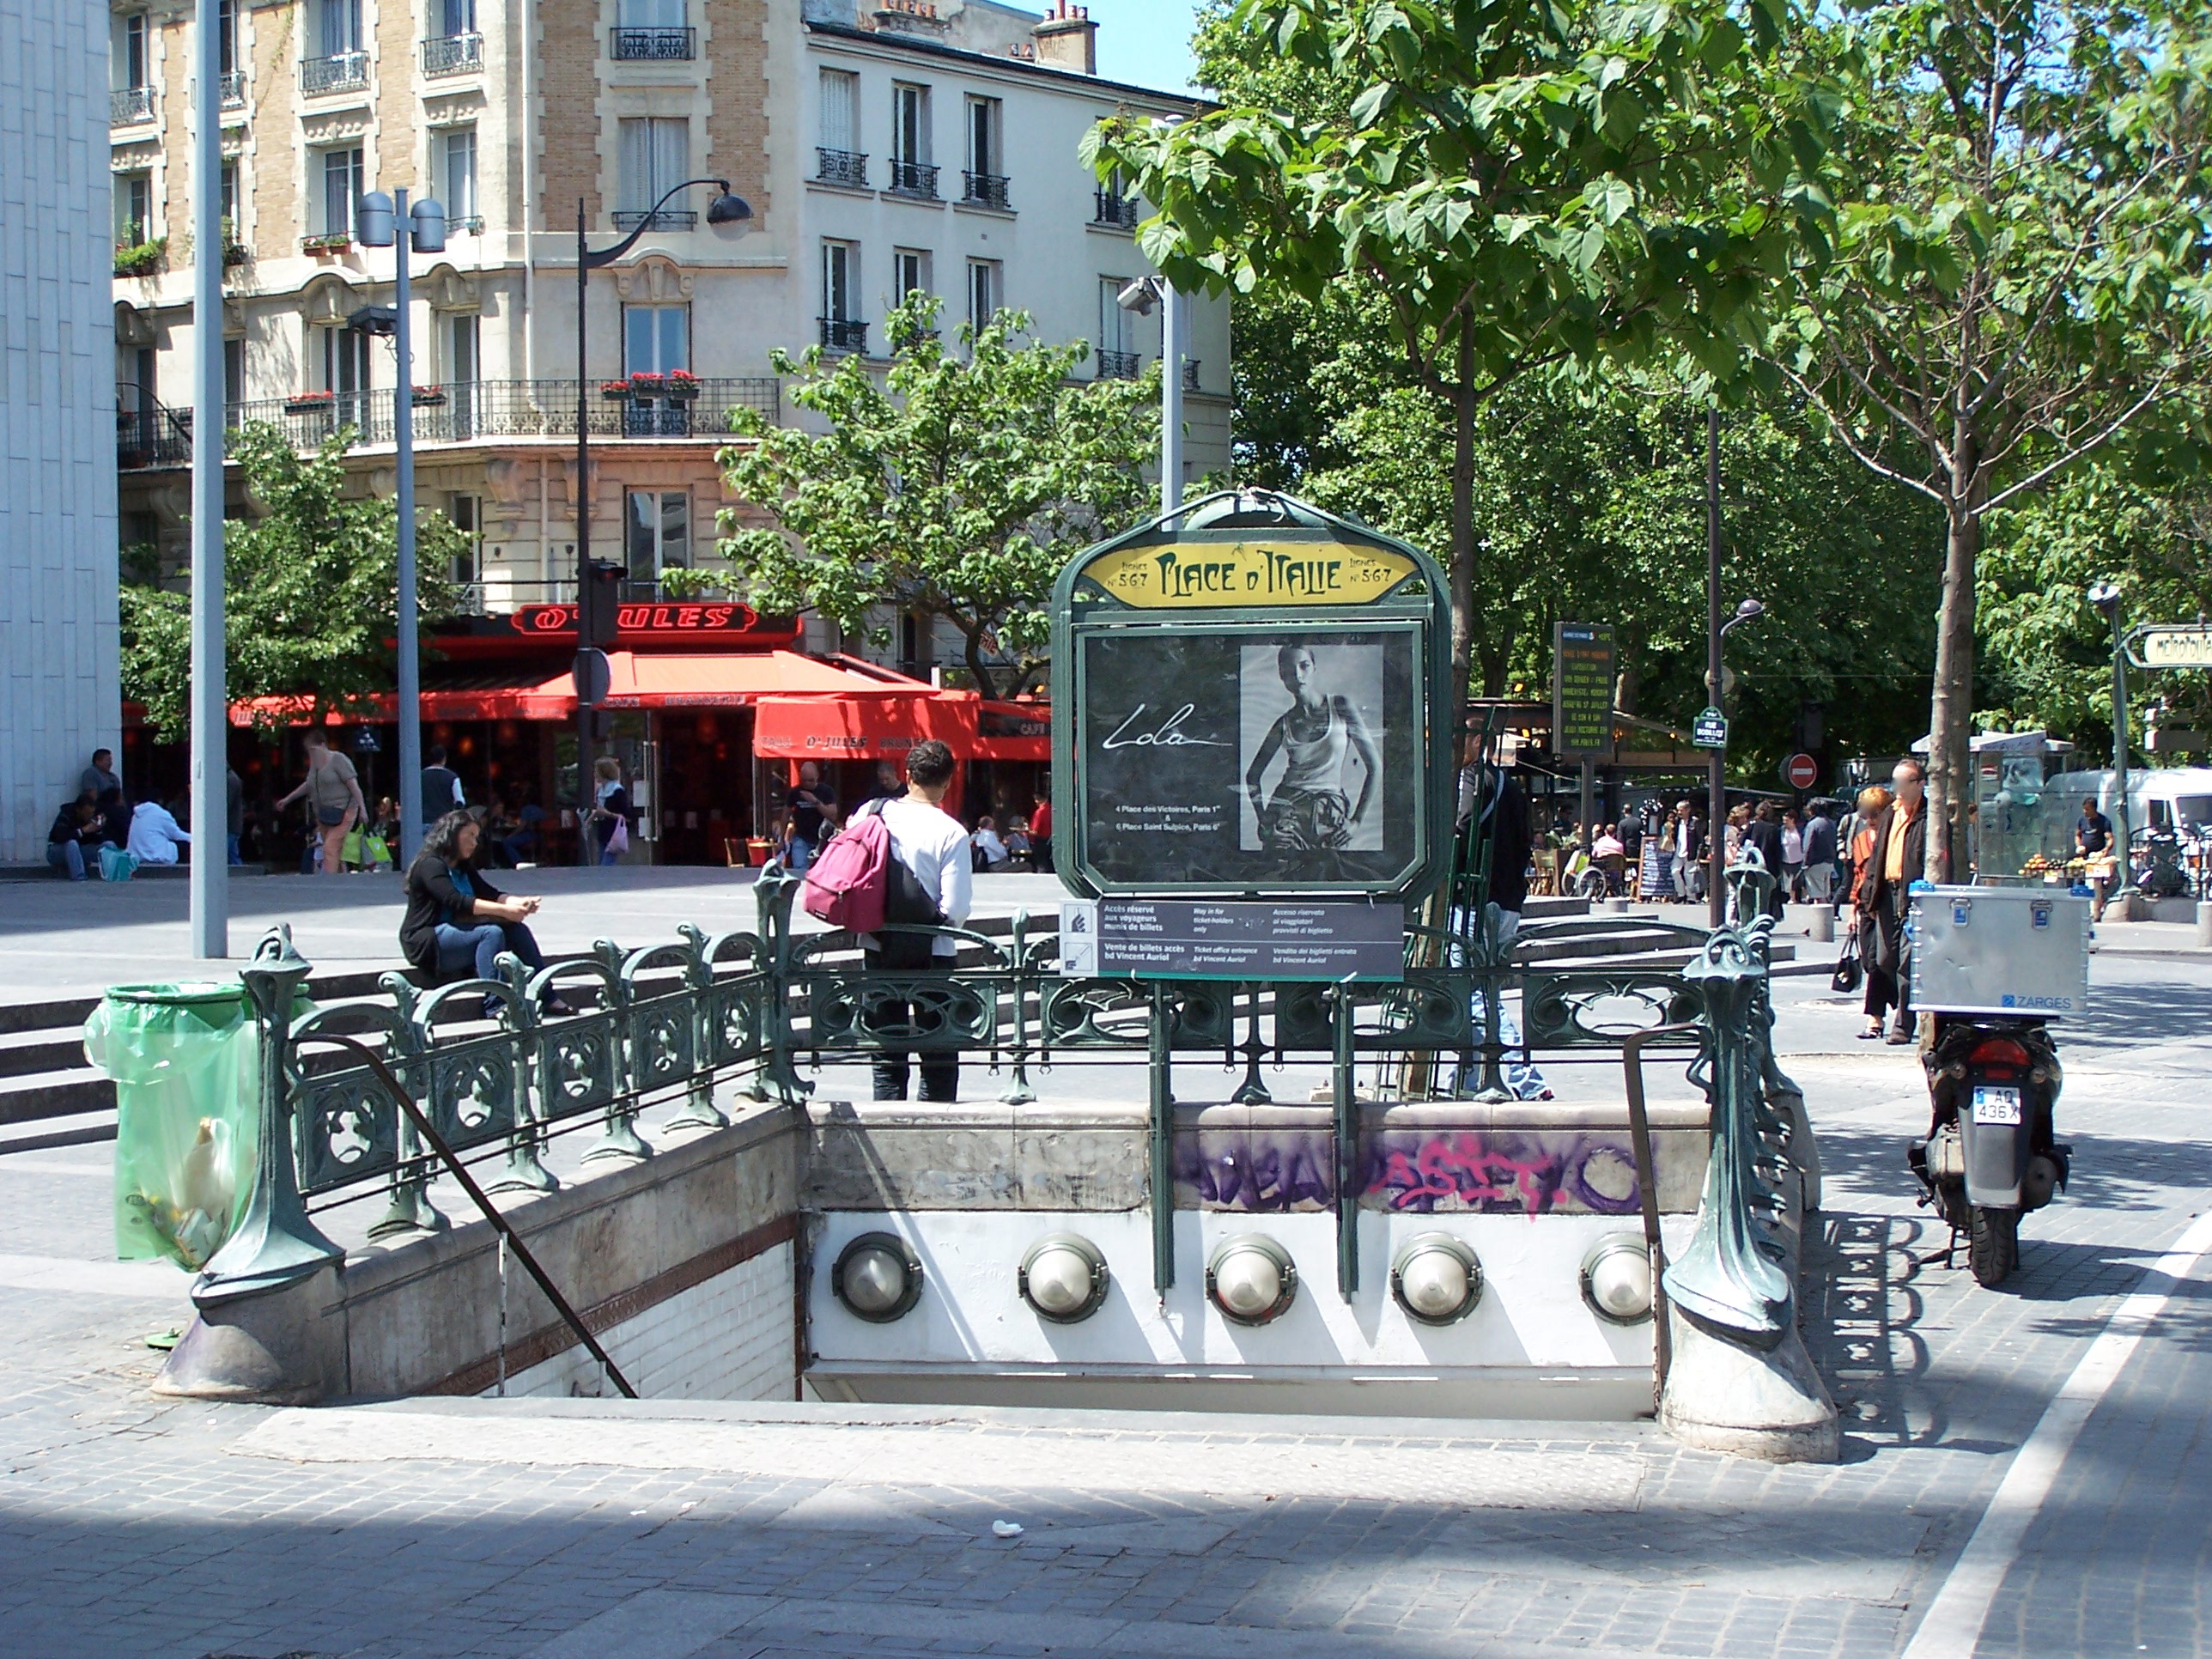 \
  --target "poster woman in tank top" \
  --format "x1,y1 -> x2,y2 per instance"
1241,641 -> 1383,860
